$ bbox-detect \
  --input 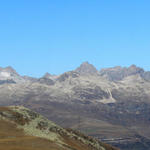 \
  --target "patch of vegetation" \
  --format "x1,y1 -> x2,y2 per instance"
0,106 -> 119,150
